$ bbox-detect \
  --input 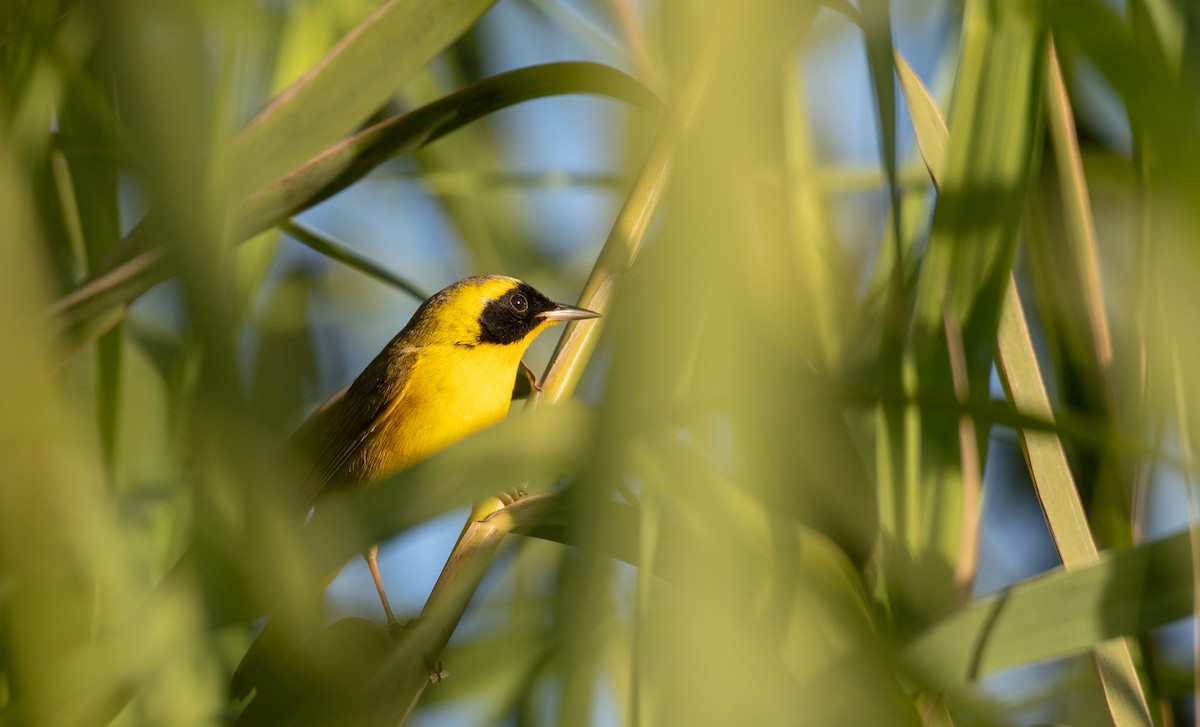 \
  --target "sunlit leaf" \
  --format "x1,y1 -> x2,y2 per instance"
903,529 -> 1192,683
228,0 -> 497,200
